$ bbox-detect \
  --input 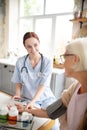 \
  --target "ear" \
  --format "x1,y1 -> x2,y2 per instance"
74,55 -> 80,64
